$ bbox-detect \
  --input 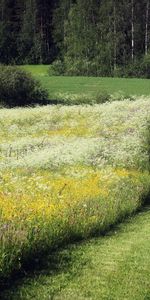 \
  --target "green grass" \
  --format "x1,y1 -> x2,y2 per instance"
1,207 -> 150,300
0,66 -> 150,298
21,65 -> 50,76
21,65 -> 150,101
